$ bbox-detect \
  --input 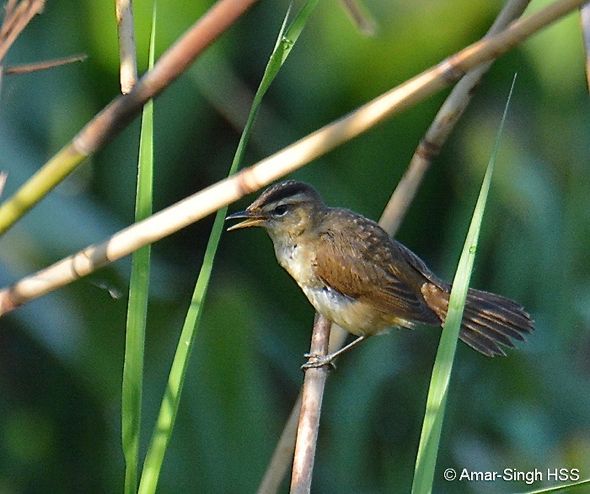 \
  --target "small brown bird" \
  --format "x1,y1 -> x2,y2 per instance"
226,180 -> 533,366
